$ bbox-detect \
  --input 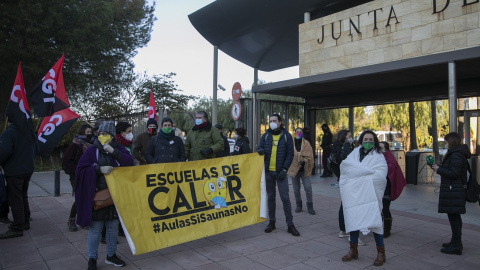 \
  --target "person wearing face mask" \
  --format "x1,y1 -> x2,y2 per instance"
287,128 -> 315,215
339,130 -> 388,266
63,124 -> 94,232
145,117 -> 185,164
231,127 -> 251,155
320,124 -> 333,177
184,111 -> 224,161
75,121 -> 134,269
257,114 -> 299,236
133,118 -> 158,165
331,130 -> 357,241
378,141 -> 406,239
115,122 -> 133,155
214,124 -> 230,158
